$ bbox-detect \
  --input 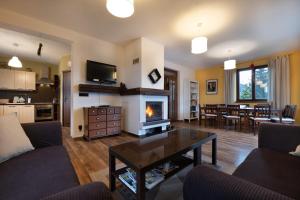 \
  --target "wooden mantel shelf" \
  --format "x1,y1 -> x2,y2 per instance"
78,84 -> 170,96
